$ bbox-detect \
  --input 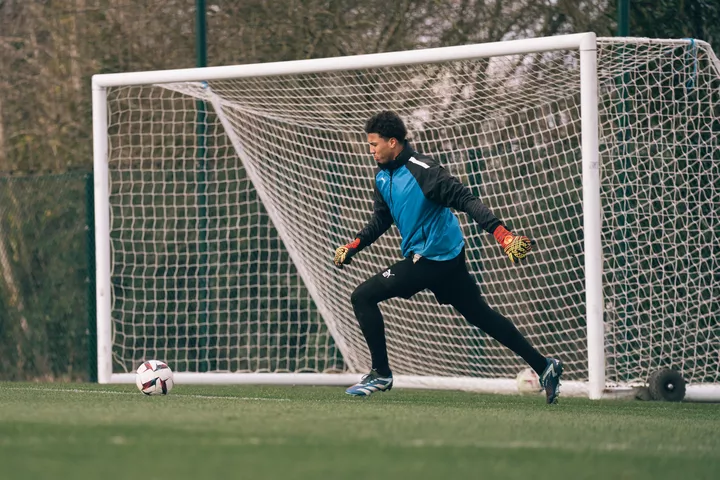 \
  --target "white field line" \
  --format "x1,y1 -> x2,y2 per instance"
0,434 -> 716,456
1,386 -> 290,402
401,439 -> 718,455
